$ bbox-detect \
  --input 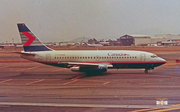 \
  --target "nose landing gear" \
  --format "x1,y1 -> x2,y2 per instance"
145,68 -> 154,74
